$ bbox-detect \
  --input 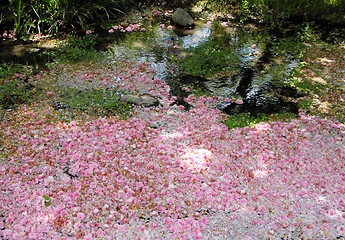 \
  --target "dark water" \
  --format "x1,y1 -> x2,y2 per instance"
0,39 -> 53,73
